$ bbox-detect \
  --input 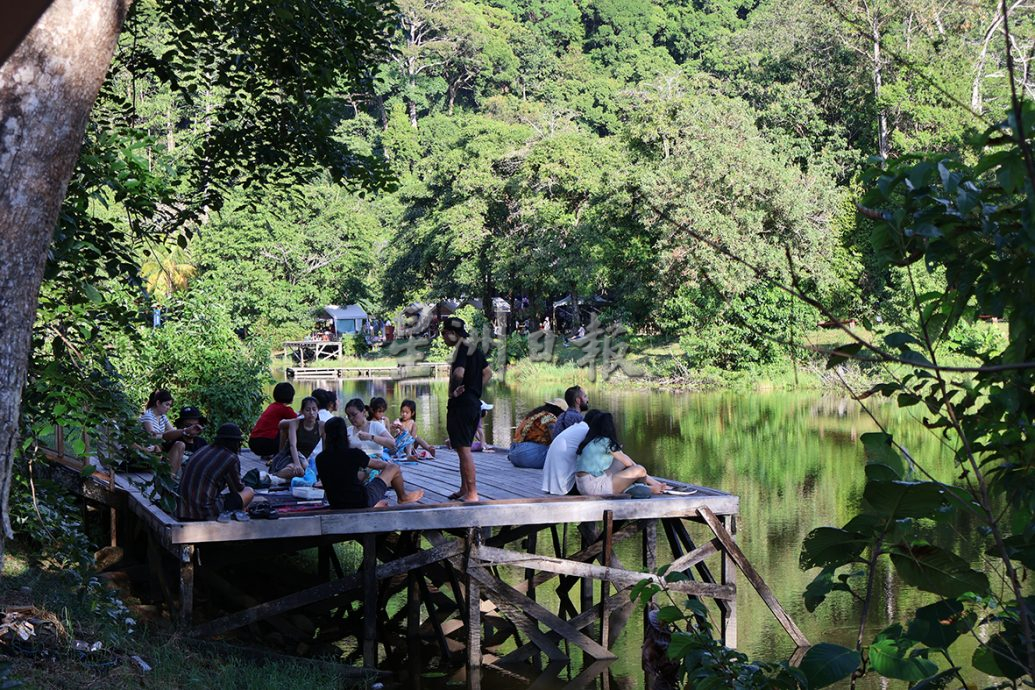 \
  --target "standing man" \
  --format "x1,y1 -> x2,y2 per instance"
552,385 -> 589,436
442,317 -> 492,502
